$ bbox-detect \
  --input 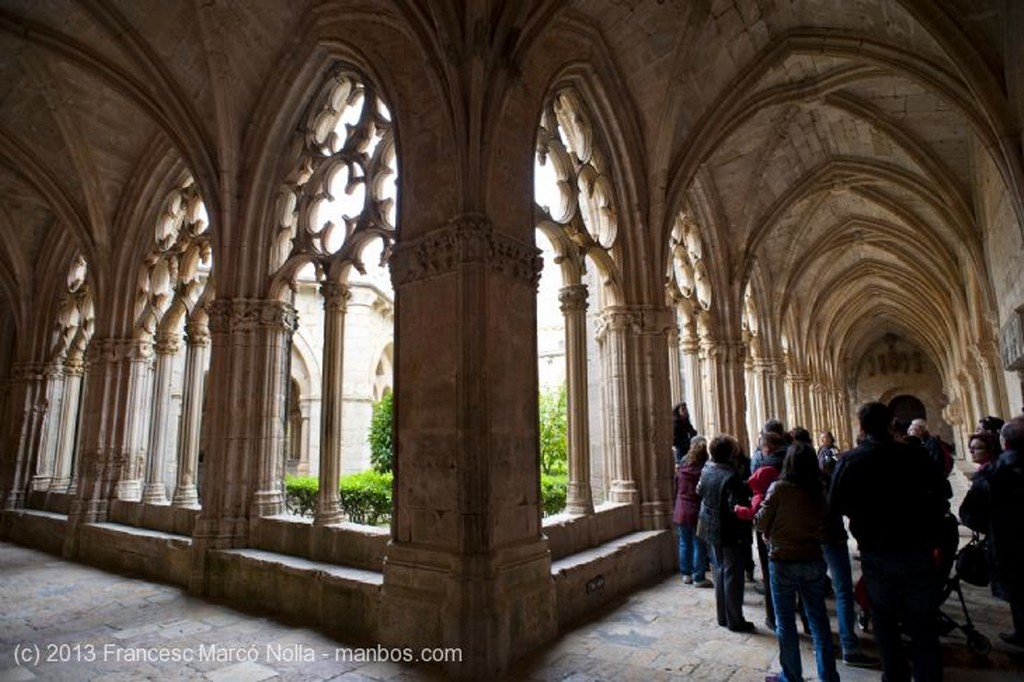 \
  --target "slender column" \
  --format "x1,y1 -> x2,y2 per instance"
143,332 -> 181,504
754,357 -> 787,422
667,325 -> 683,406
50,357 -> 85,492
680,331 -> 703,433
974,344 -> 1009,418
116,340 -> 155,501
785,372 -> 810,429
173,319 -> 210,507
314,281 -> 350,525
559,284 -> 593,516
596,308 -> 639,504
31,363 -> 65,492
745,349 -> 760,454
